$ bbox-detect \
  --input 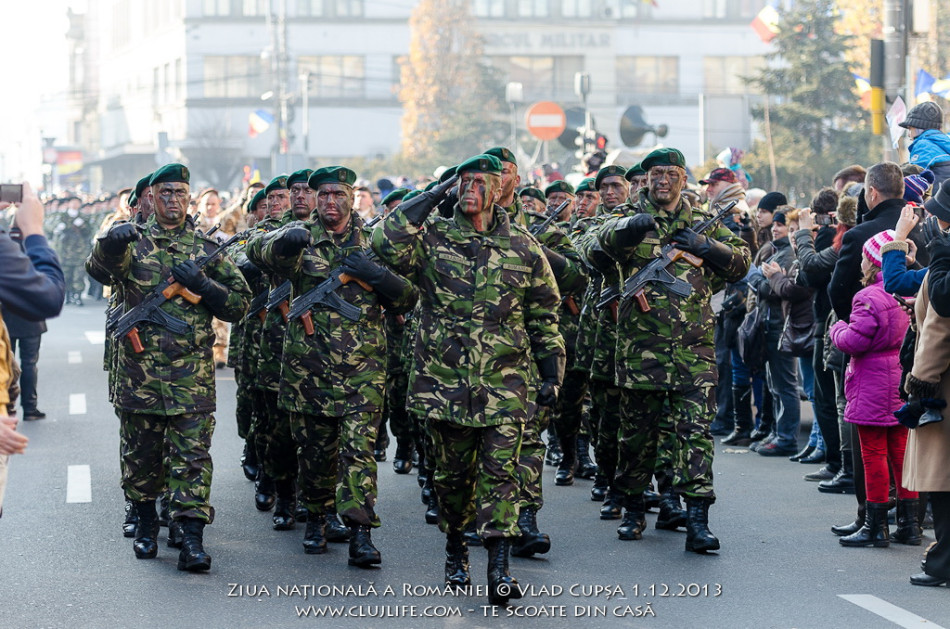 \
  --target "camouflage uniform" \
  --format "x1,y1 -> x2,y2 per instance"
372,204 -> 565,539
56,211 -> 94,297
86,214 -> 251,523
516,211 -> 587,511
251,214 -> 415,527
383,311 -> 414,453
596,189 -> 750,503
